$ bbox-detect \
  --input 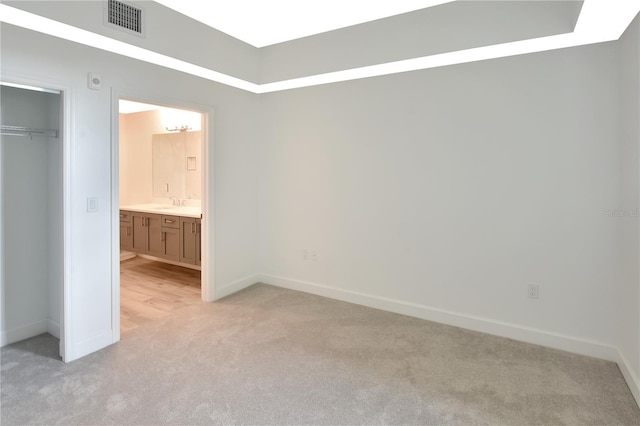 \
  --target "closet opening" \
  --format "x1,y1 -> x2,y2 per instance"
117,99 -> 205,337
0,81 -> 65,360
